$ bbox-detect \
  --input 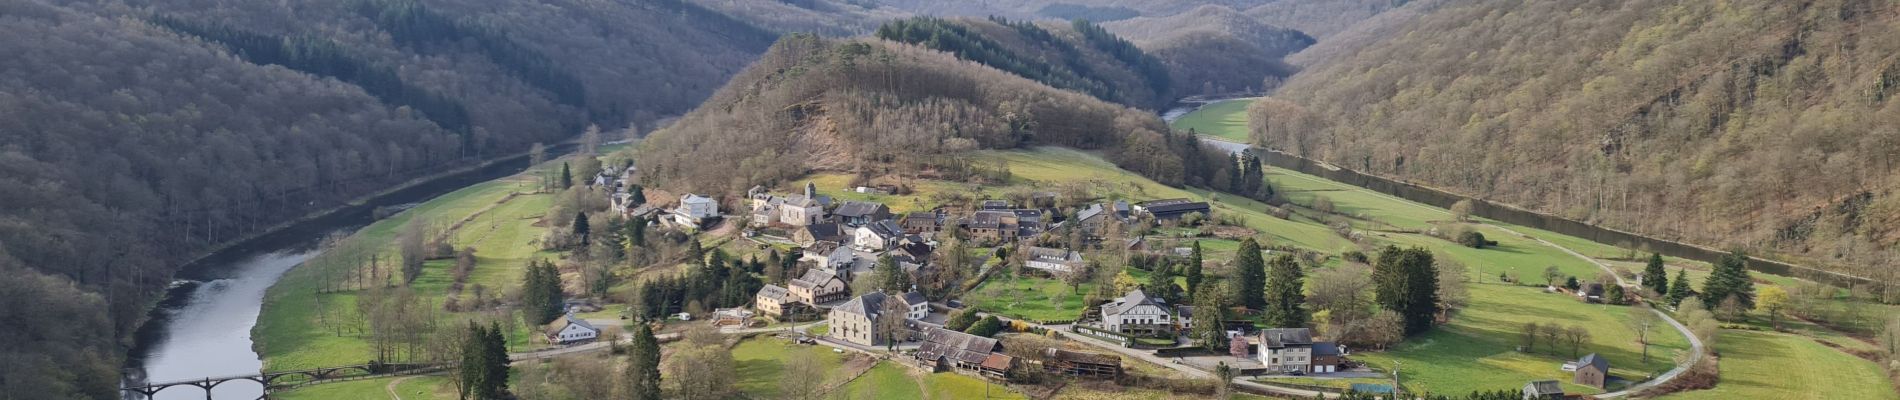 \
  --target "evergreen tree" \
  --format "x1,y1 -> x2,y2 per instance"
945,309 -> 980,331
877,255 -> 910,292
458,322 -> 488,400
627,184 -> 646,206
572,211 -> 591,246
521,260 -> 564,325
1146,263 -> 1182,304
1191,283 -> 1230,351
483,322 -> 509,398
1701,250 -> 1756,310
625,322 -> 662,400
1184,241 -> 1205,298
1226,152 -> 1243,192
686,239 -> 705,266
560,162 -> 573,188
1642,253 -> 1668,295
1667,268 -> 1692,306
1234,238 -> 1267,310
1263,254 -> 1309,328
1374,246 -> 1439,335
